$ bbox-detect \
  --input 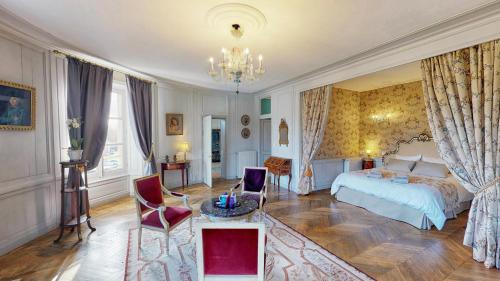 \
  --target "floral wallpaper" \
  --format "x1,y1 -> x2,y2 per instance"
315,88 -> 360,159
359,81 -> 430,156
315,81 -> 430,159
